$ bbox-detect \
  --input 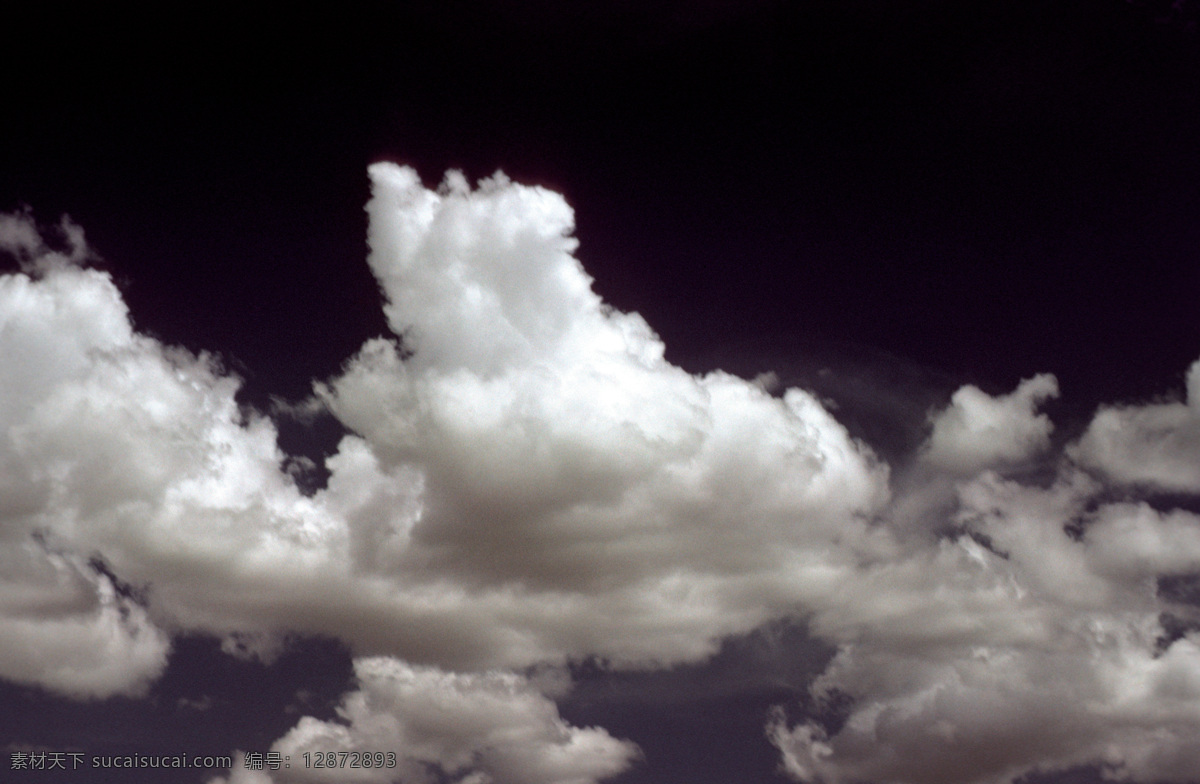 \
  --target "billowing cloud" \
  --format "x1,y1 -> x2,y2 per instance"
1070,360 -> 1200,493
920,374 -> 1059,473
769,622 -> 1200,784
0,247 -> 335,696
211,658 -> 638,784
0,211 -> 89,273
306,163 -> 892,668
4,168 -> 1200,784
0,171 -> 888,680
1085,501 -> 1200,582
769,403 -> 1200,783
0,229 -> 174,697
0,173 -> 885,780
0,541 -> 168,699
